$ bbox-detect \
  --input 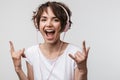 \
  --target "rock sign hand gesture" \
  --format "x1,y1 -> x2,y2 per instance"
9,41 -> 25,71
69,41 -> 90,70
